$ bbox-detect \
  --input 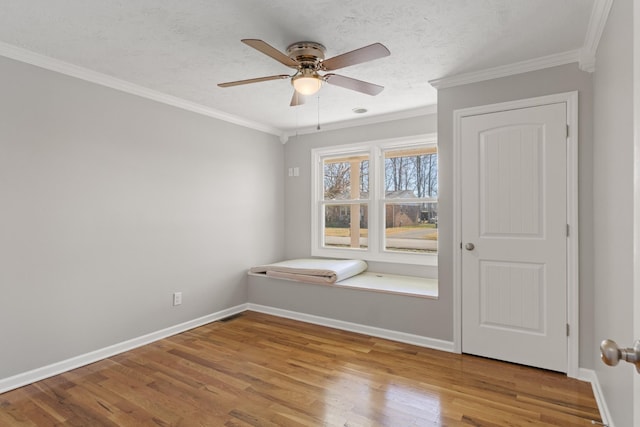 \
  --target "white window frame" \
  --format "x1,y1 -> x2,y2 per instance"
311,133 -> 438,266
